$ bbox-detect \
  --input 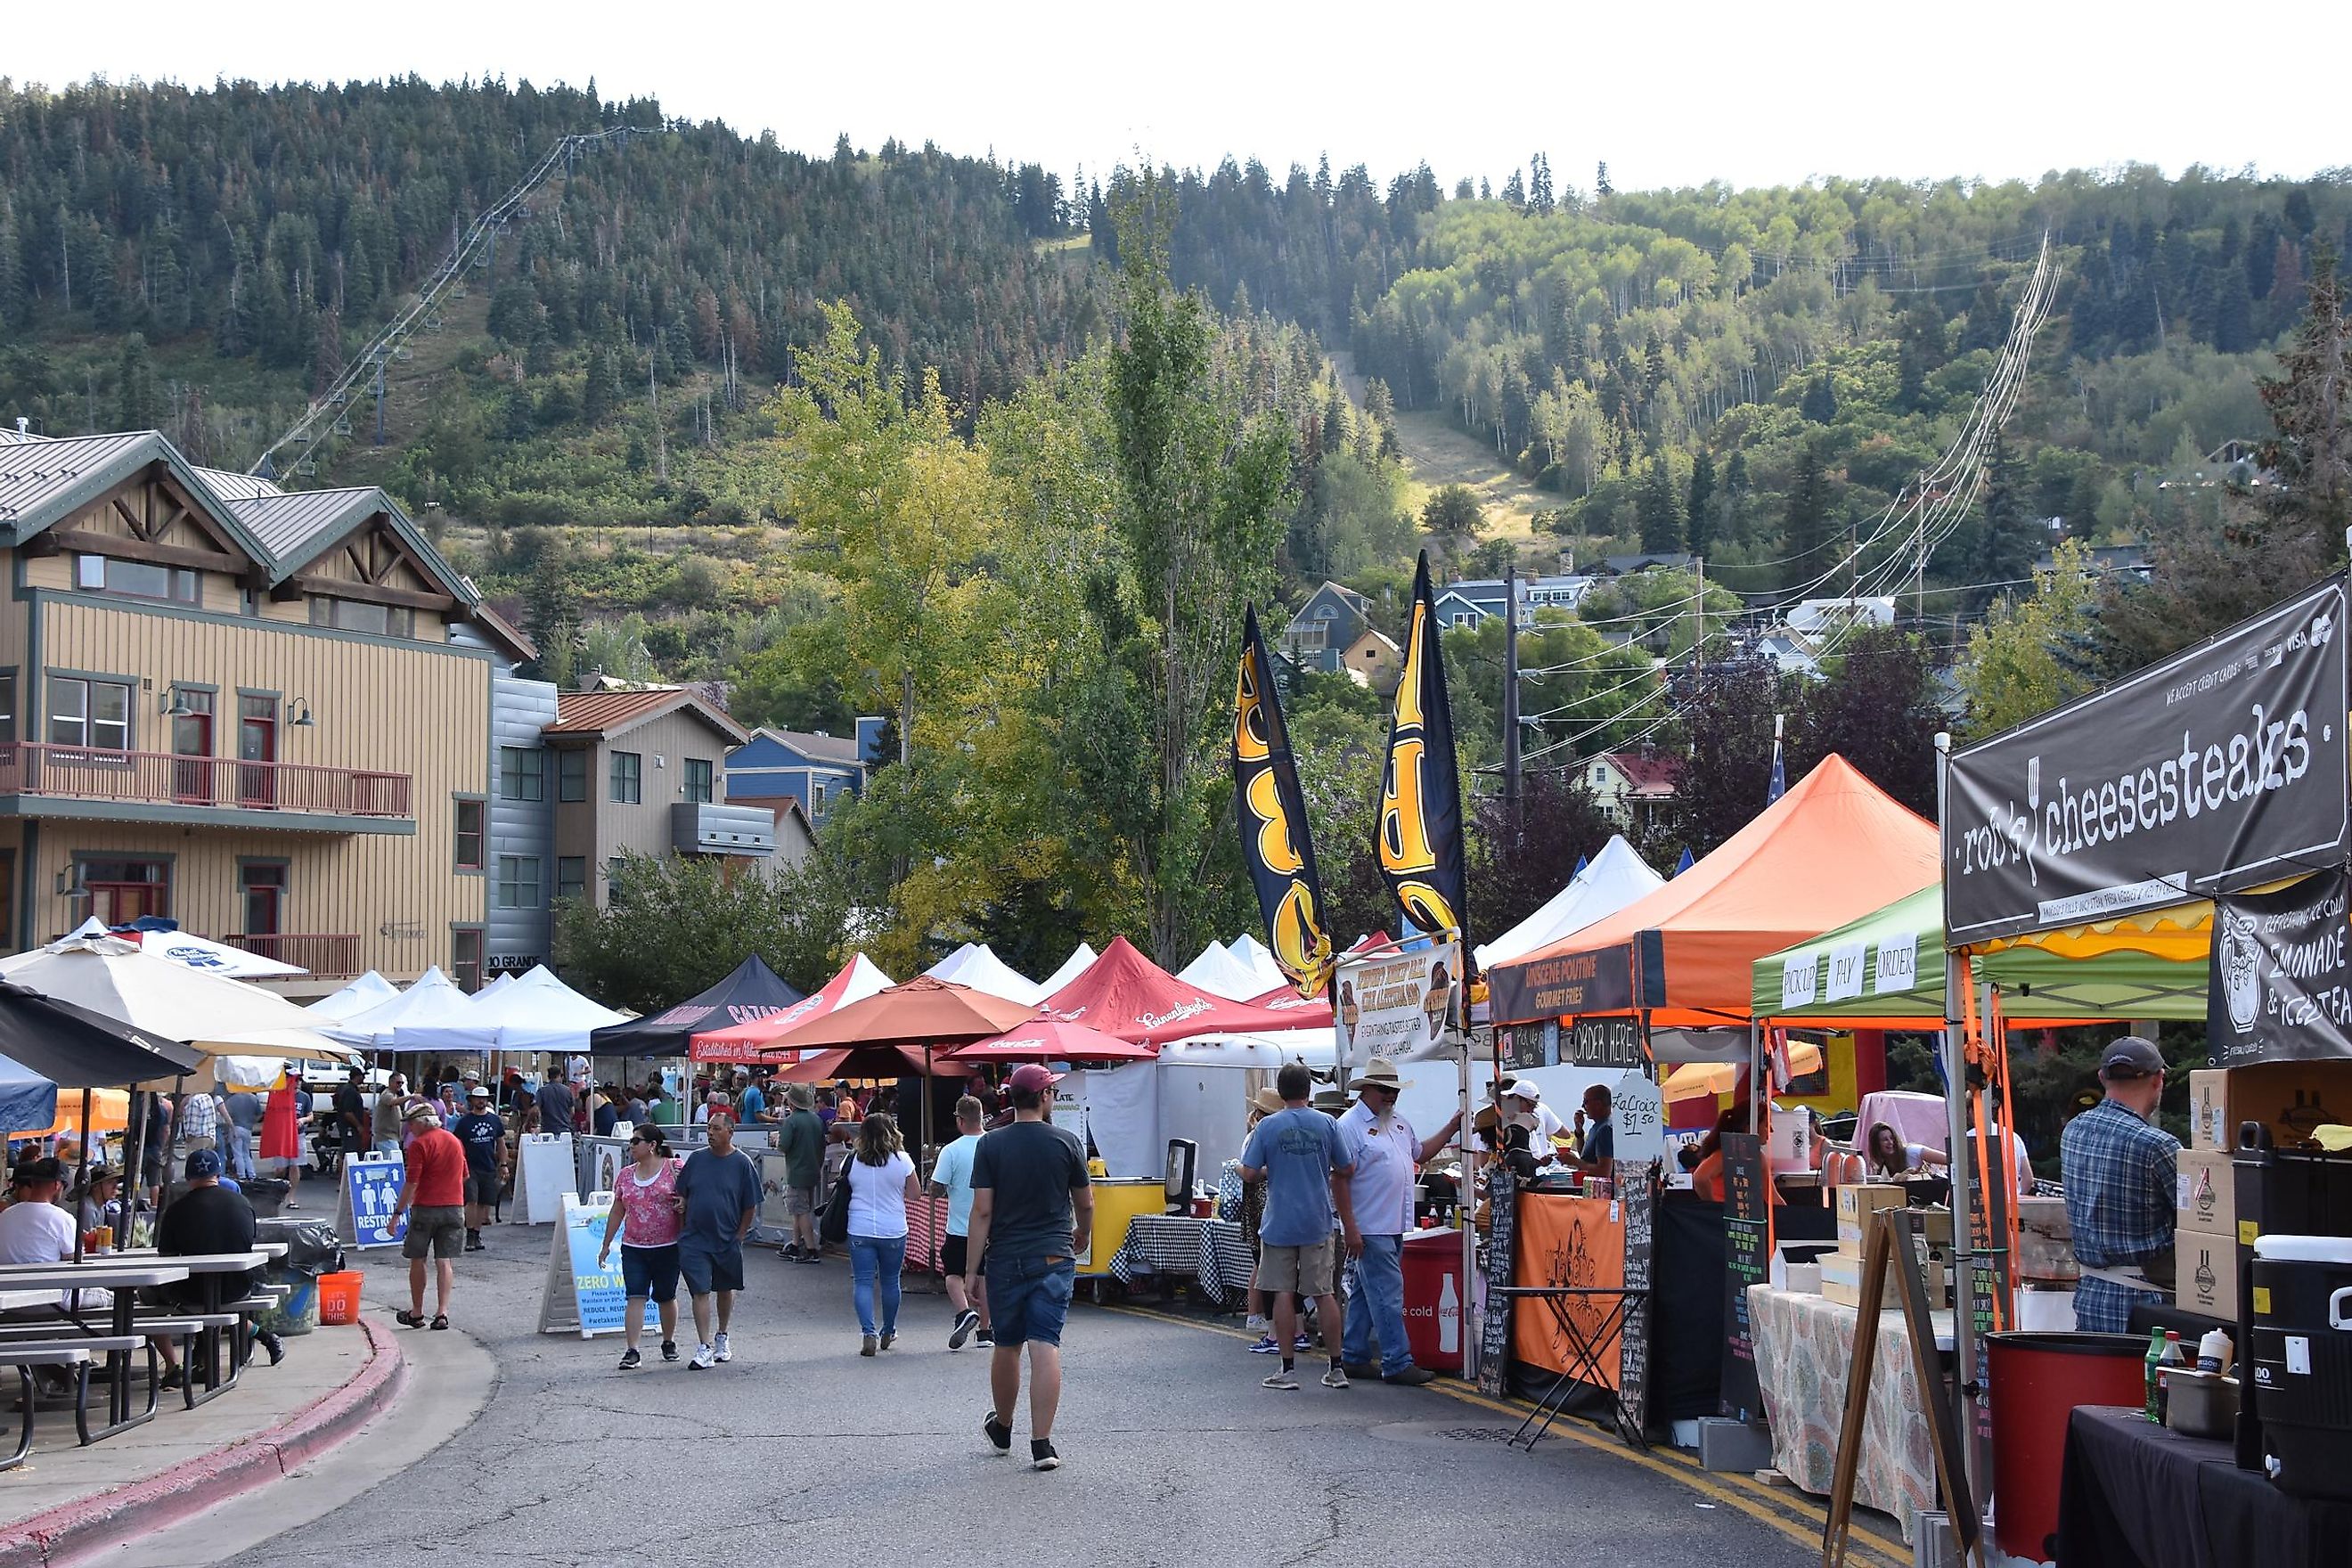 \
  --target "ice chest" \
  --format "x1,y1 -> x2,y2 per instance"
2250,1233 -> 2352,1500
